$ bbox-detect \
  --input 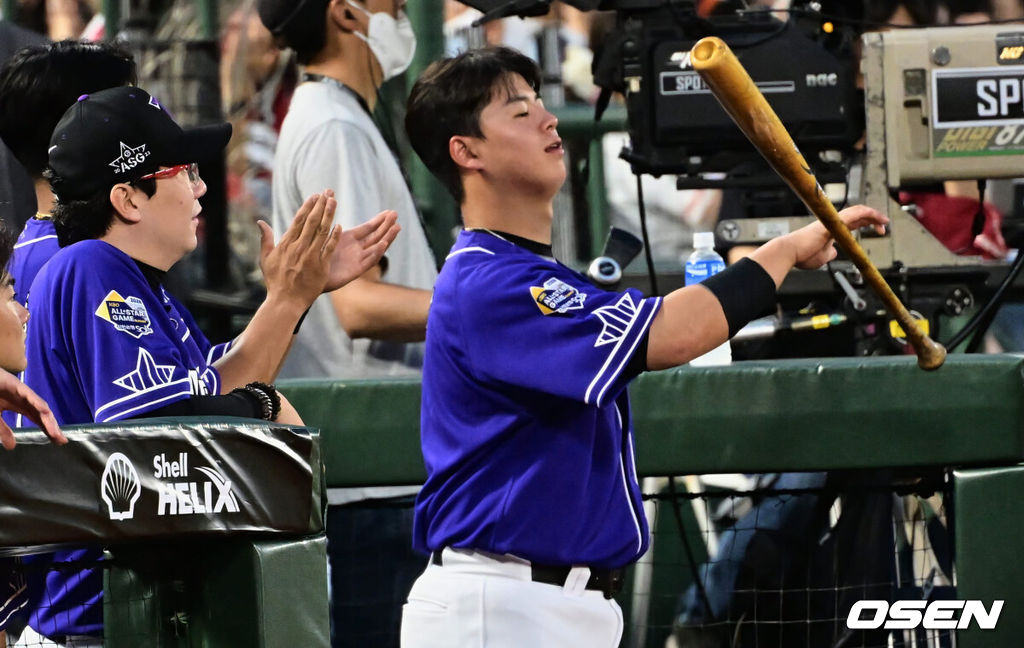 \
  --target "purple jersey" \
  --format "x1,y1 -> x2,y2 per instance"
19,240 -> 232,639
414,230 -> 662,569
10,216 -> 60,306
23,239 -> 221,425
